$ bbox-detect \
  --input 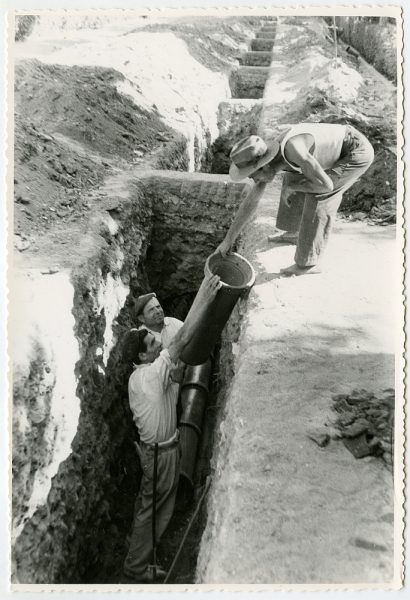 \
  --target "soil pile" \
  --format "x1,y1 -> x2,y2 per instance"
14,59 -> 178,239
135,17 -> 260,73
15,61 -> 173,160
